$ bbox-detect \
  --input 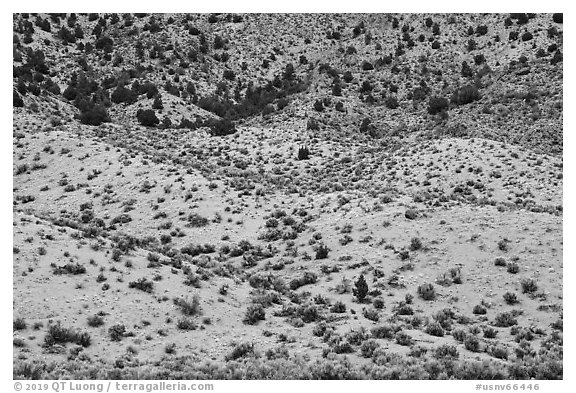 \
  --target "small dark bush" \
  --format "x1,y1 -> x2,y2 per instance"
44,322 -> 91,347
494,312 -> 517,327
14,318 -> 27,331
552,13 -> 563,24
136,109 -> 159,127
353,274 -> 369,302
315,244 -> 329,260
177,318 -> 198,330
108,324 -> 126,341
298,146 -> 310,160
128,277 -> 154,293
87,315 -> 104,327
417,283 -> 436,300
425,321 -> 445,337
464,335 -> 480,352
521,278 -> 538,294
173,295 -> 201,316
503,292 -> 519,305
244,304 -> 266,325
451,85 -> 480,106
473,304 -> 487,315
